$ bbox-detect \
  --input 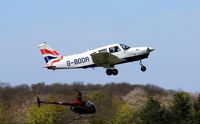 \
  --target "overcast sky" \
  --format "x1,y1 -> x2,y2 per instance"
0,0 -> 200,92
